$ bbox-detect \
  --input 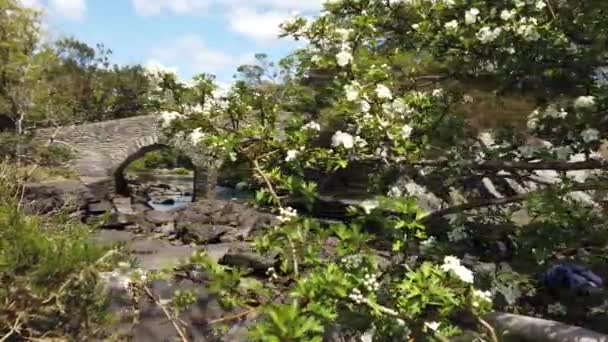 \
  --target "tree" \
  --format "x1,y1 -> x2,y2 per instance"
163,0 -> 608,340
0,0 -> 42,134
